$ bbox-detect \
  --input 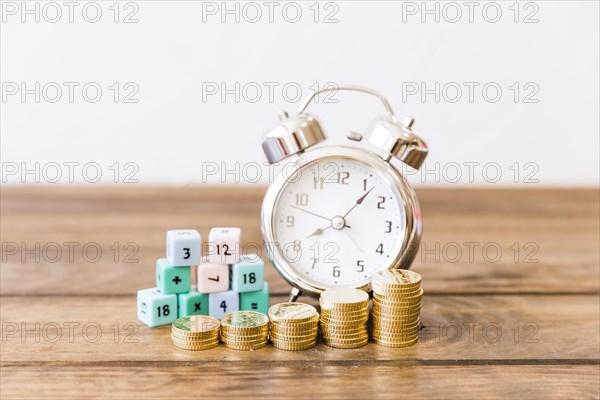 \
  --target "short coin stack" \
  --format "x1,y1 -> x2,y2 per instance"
220,311 -> 269,350
320,289 -> 370,349
371,269 -> 423,348
268,303 -> 319,351
171,315 -> 221,350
